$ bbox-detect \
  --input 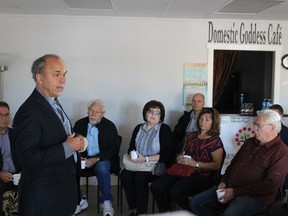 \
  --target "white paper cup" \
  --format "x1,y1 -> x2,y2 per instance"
12,173 -> 21,185
216,189 -> 225,203
182,155 -> 191,159
81,160 -> 86,169
130,150 -> 138,160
